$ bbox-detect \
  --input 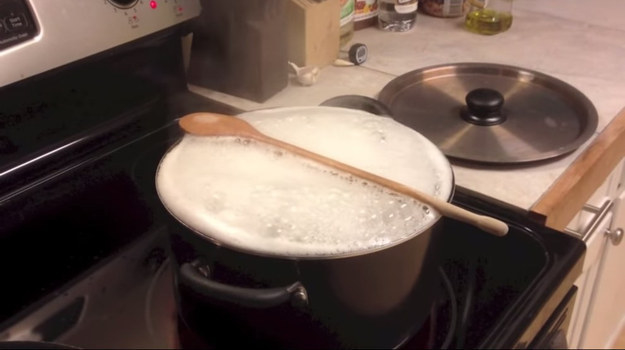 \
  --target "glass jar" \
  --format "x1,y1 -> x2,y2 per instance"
340,0 -> 356,47
464,0 -> 513,35
378,0 -> 418,32
421,0 -> 469,18
354,0 -> 379,30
